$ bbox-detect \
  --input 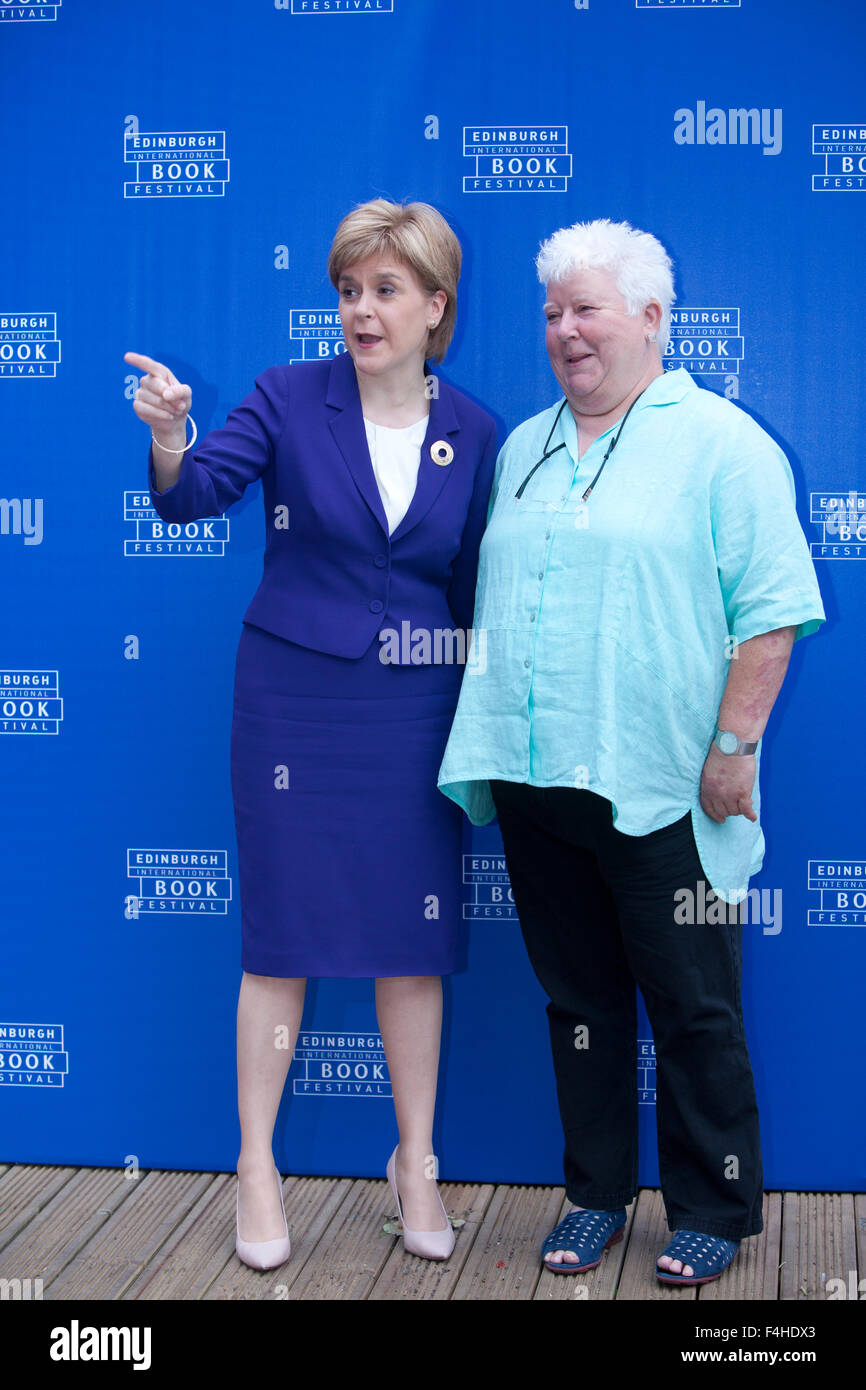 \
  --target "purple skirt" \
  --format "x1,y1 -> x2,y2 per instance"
230,622 -> 466,977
